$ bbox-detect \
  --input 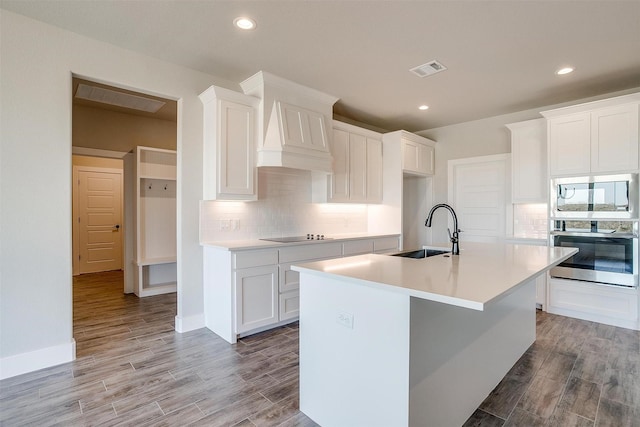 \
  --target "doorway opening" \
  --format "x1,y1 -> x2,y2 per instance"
71,75 -> 178,329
